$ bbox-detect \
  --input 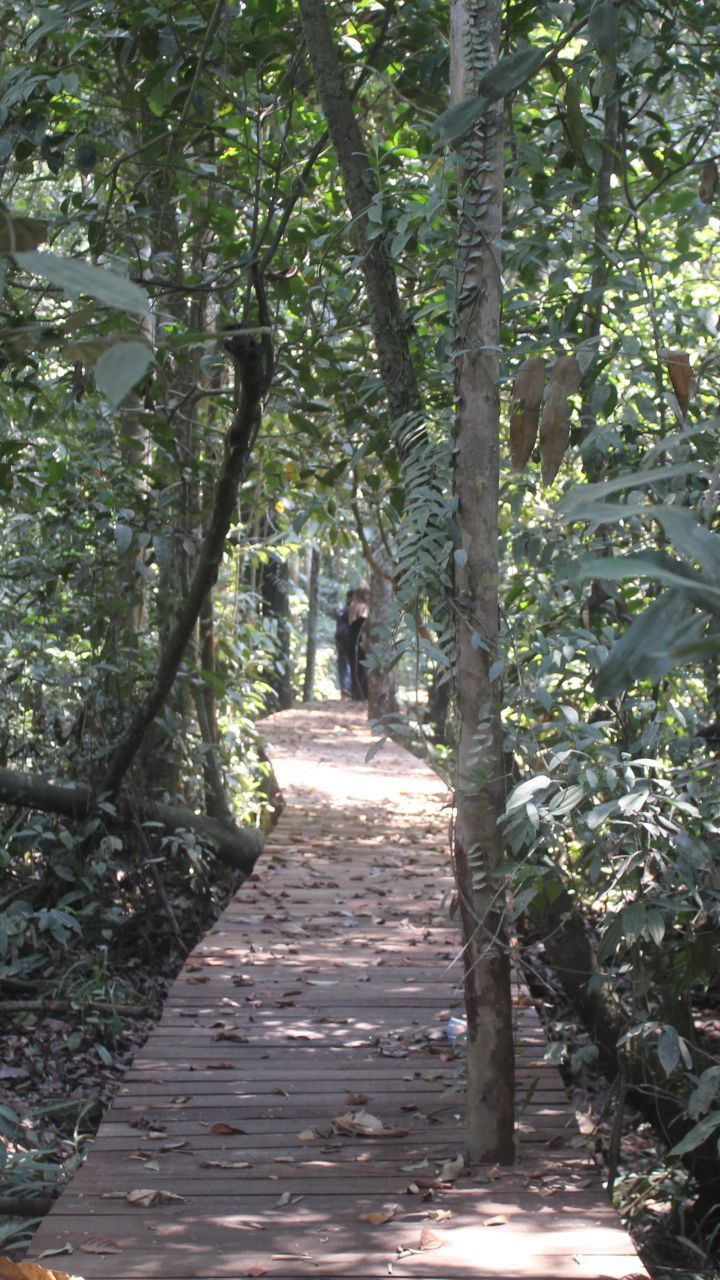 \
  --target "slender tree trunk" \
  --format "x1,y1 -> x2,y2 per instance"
303,545 -> 321,702
366,565 -> 398,721
450,0 -> 515,1162
261,538 -> 294,711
